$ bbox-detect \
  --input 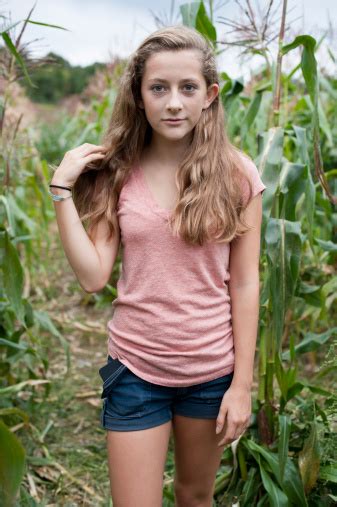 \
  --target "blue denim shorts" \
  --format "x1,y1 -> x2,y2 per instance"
99,355 -> 234,432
